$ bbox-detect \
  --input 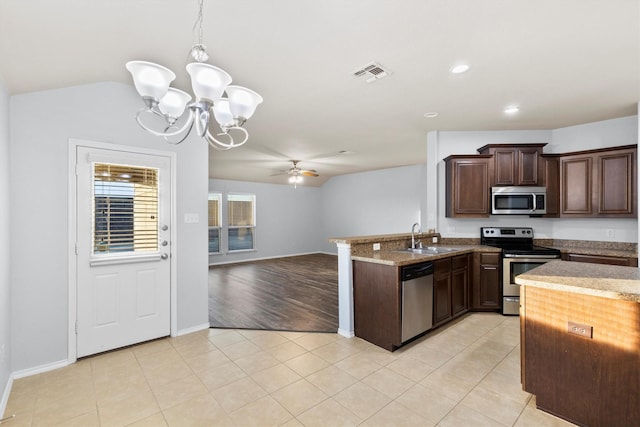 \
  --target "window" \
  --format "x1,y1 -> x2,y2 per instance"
93,163 -> 158,254
228,194 -> 255,251
208,193 -> 221,253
